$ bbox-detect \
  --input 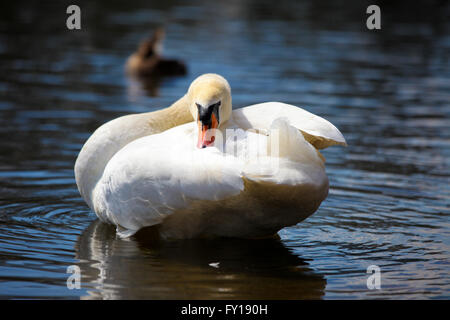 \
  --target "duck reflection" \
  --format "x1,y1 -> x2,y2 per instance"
126,75 -> 163,98
75,220 -> 326,299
